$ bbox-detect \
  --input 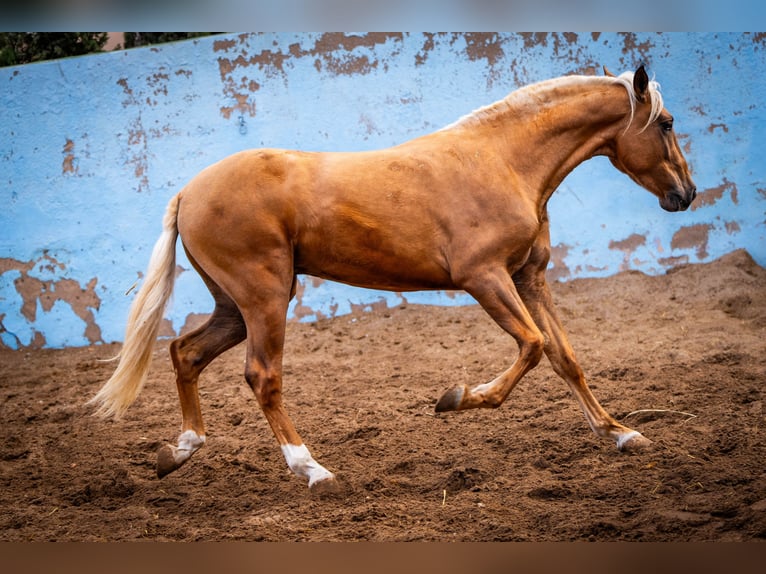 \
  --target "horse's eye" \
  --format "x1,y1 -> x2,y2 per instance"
661,120 -> 673,133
